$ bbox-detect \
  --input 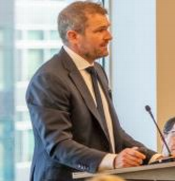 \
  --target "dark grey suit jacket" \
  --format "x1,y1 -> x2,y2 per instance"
26,47 -> 155,181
